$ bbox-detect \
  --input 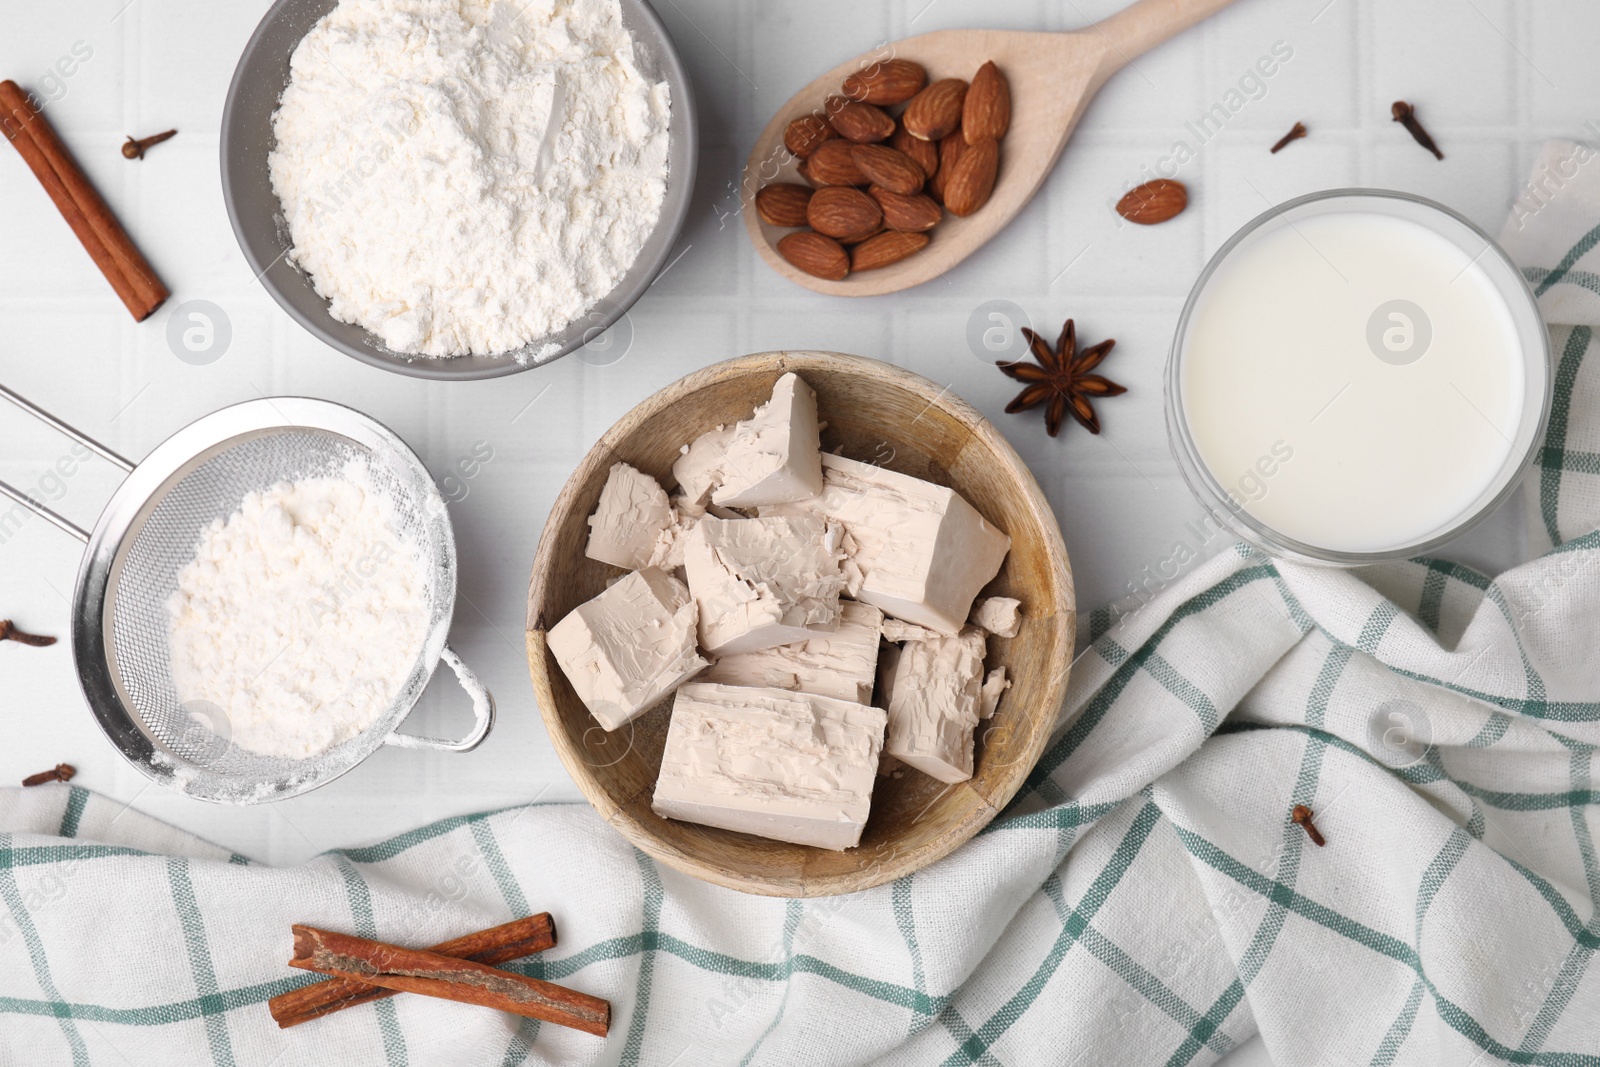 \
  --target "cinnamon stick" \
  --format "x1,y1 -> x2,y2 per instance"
289,924 -> 608,1036
0,80 -> 168,321
270,913 -> 556,1029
